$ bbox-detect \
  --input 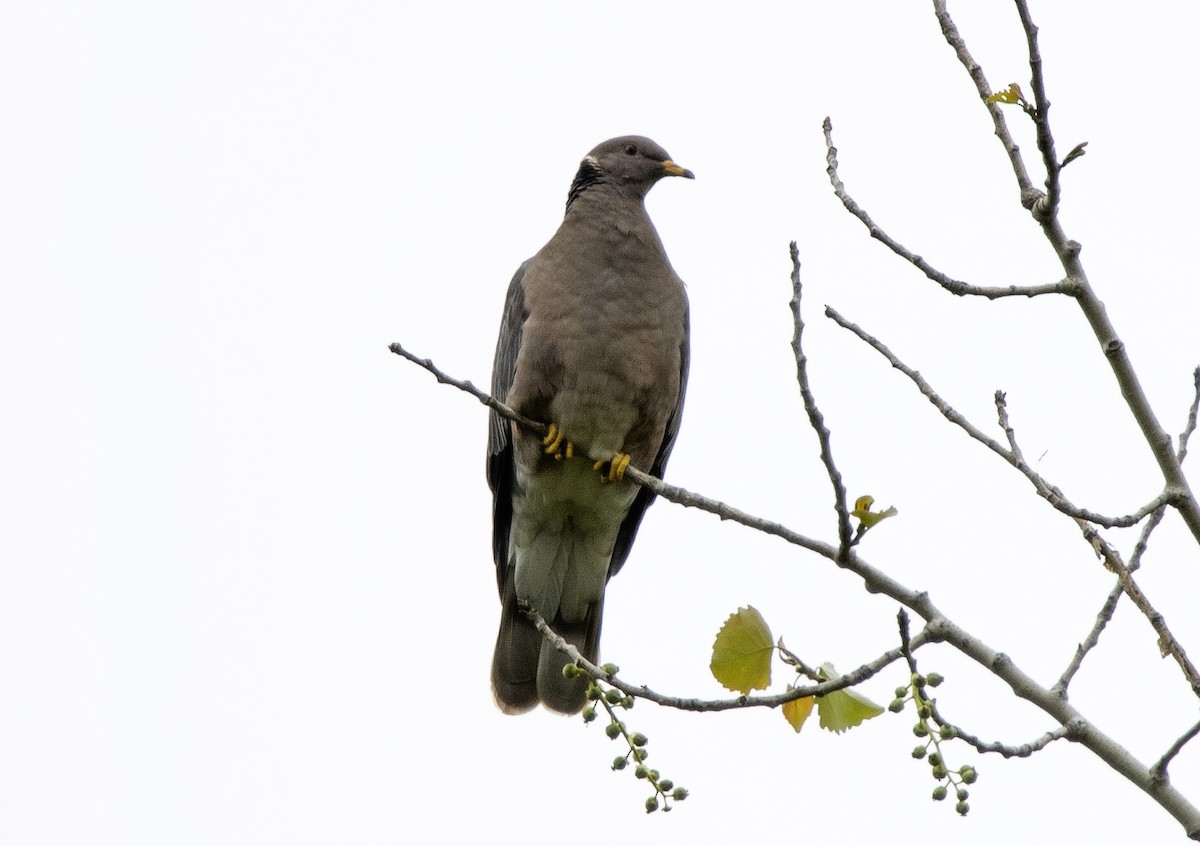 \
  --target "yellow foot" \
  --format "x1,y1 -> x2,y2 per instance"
593,452 -> 632,483
542,423 -> 575,461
